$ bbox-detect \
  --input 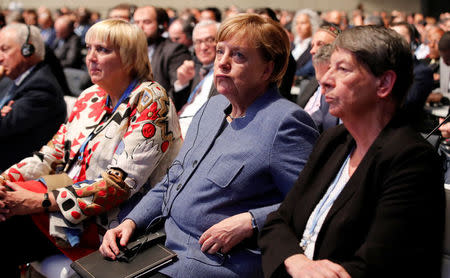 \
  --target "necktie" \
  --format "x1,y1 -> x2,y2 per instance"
0,83 -> 17,110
